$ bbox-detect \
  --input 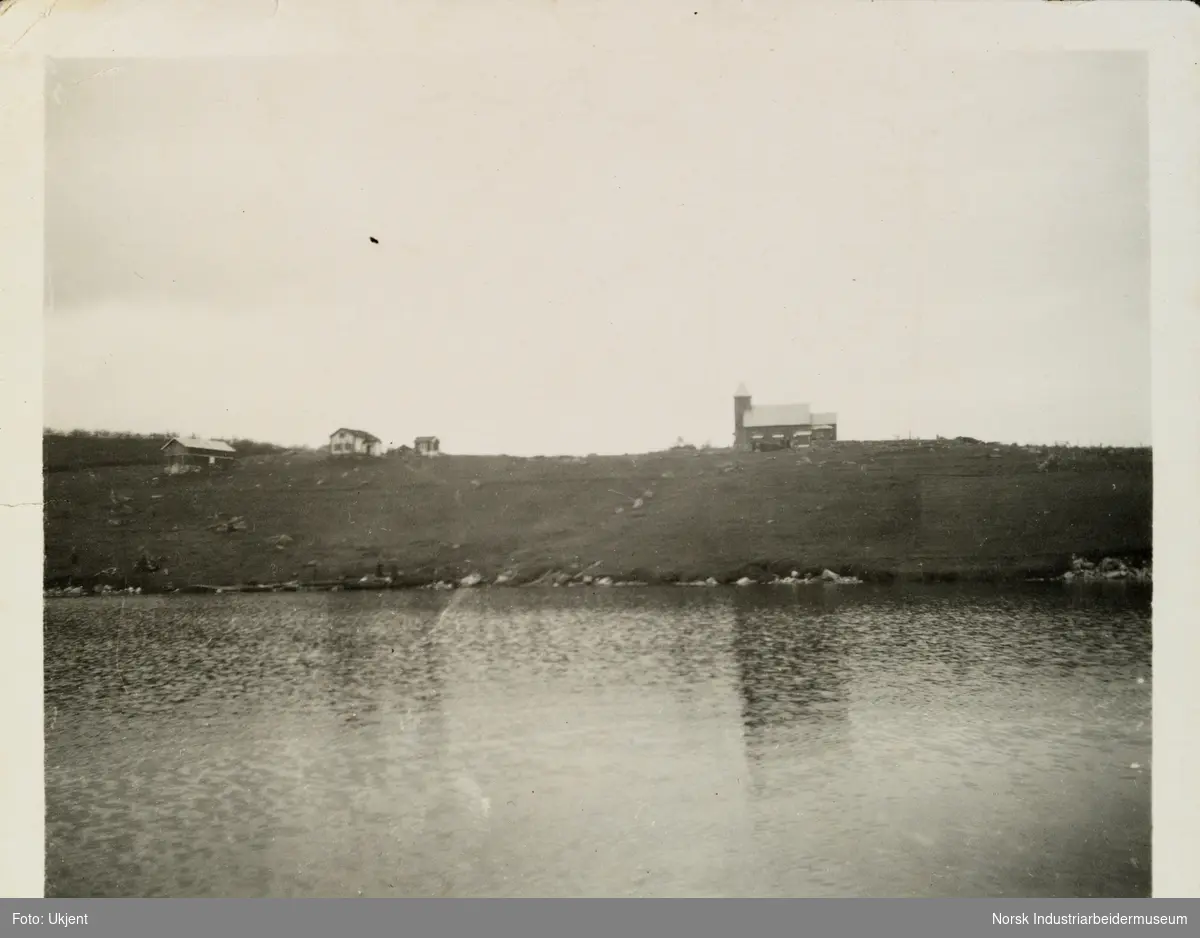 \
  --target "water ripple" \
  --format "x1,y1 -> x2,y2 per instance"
45,584 -> 1150,897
